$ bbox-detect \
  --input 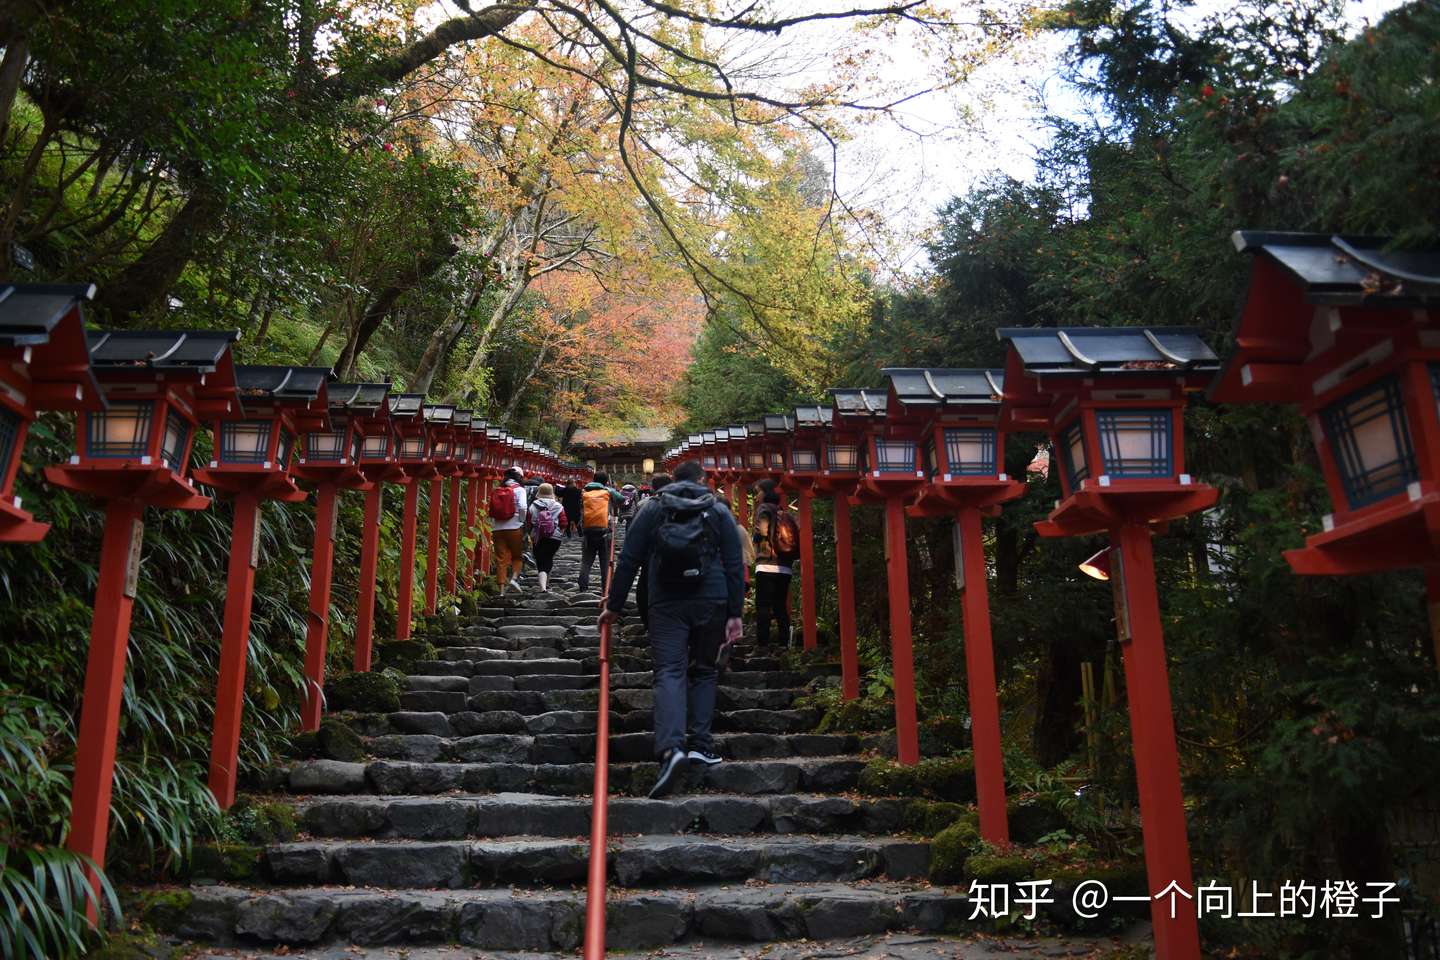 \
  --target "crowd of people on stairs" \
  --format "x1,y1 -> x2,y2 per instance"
494,456 -> 807,801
